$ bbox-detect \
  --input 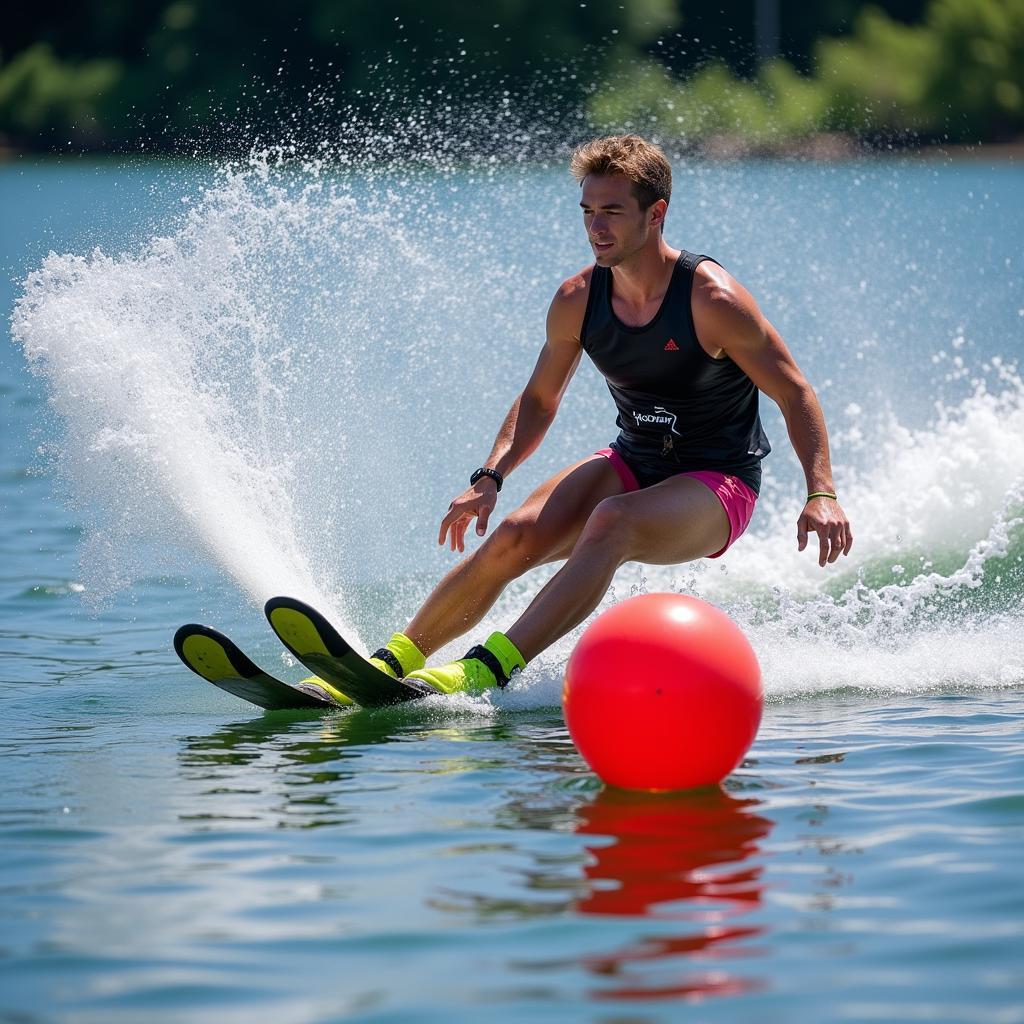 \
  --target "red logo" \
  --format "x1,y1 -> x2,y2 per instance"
664,338 -> 679,351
